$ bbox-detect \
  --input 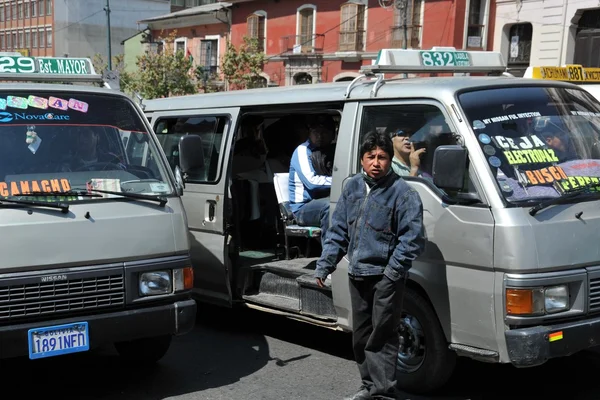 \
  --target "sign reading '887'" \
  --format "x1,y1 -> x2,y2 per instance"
420,51 -> 471,67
